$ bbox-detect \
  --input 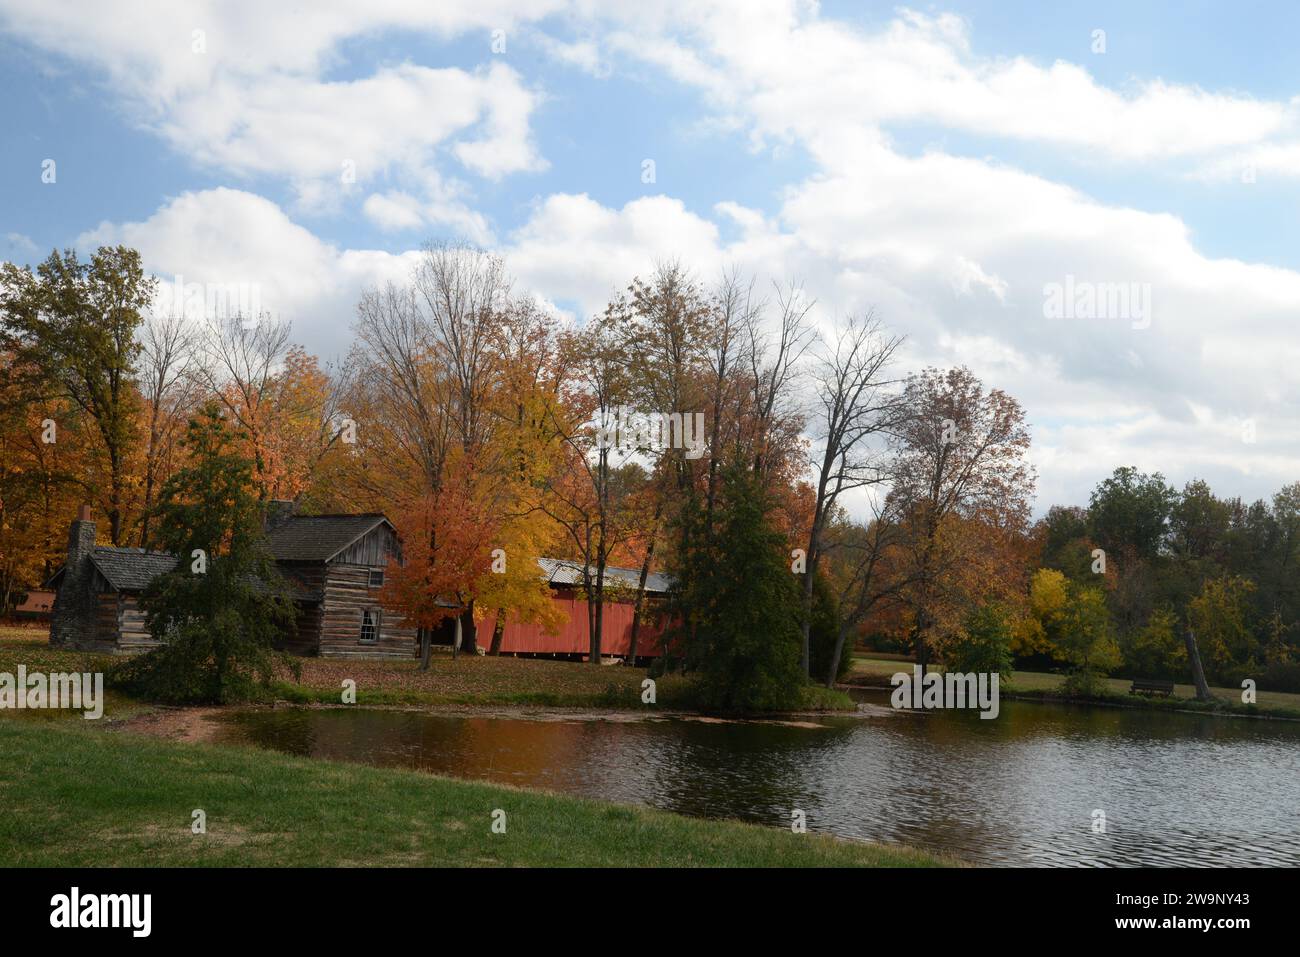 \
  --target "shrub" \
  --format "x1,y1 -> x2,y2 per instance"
946,603 -> 1015,677
1119,607 -> 1187,680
